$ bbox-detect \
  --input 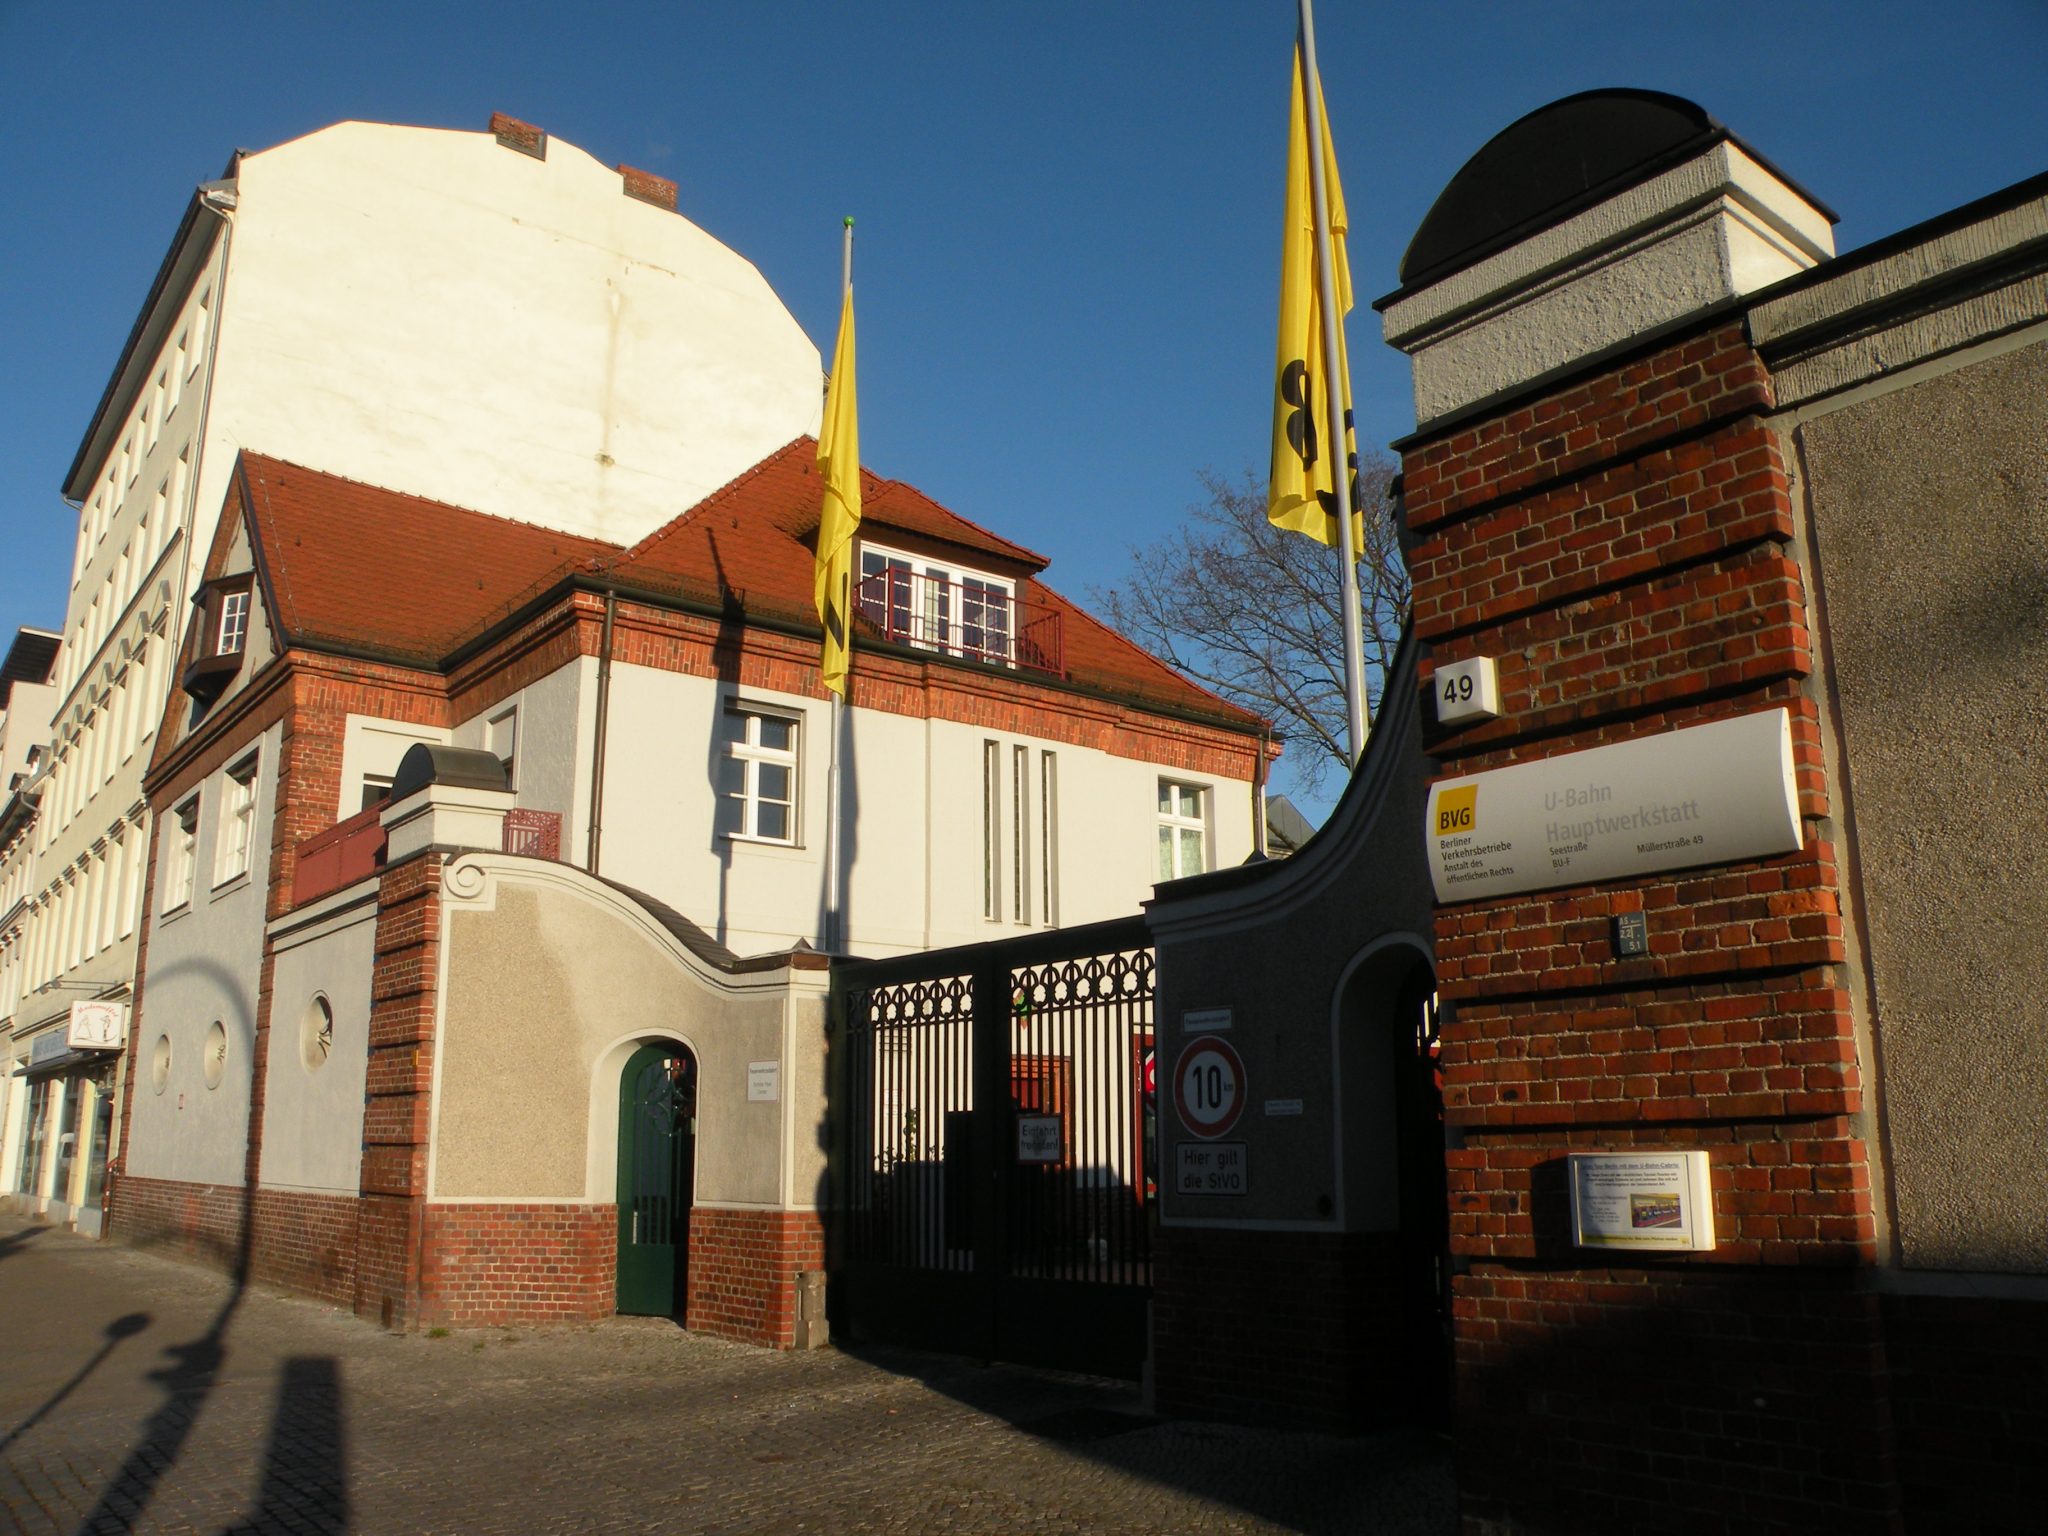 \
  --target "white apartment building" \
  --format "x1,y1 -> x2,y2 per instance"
3,111 -> 829,1226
